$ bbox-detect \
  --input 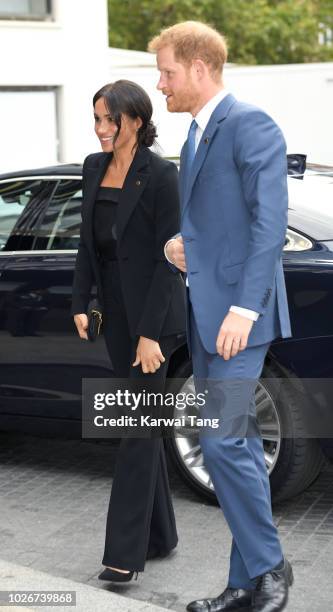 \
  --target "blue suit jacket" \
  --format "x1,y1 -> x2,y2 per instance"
179,94 -> 292,354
